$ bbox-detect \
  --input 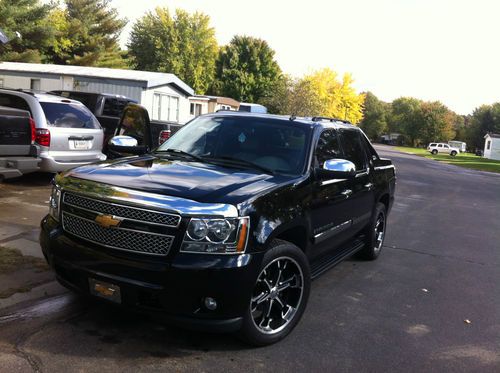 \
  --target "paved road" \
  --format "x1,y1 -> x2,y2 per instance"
0,147 -> 499,372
